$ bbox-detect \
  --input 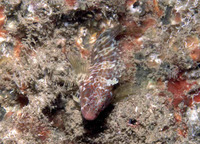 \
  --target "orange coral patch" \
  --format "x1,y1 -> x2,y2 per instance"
185,36 -> 200,61
16,113 -> 51,141
167,76 -> 196,108
38,127 -> 51,141
119,38 -> 141,52
121,18 -> 157,38
126,0 -> 137,7
190,48 -> 200,62
121,19 -> 143,38
141,18 -> 157,32
193,92 -> 200,103
0,6 -> 6,28
174,12 -> 181,24
0,29 -> 7,37
153,0 -> 163,17
79,48 -> 90,59
174,112 -> 182,123
65,0 -> 76,7
14,39 -> 22,58
4,111 -> 14,119
185,36 -> 199,51
177,126 -> 188,138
